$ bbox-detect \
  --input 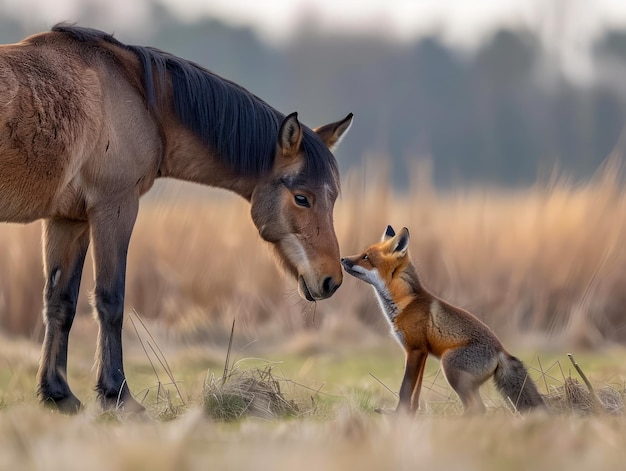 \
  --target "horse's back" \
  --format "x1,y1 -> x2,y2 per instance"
0,31 -> 160,223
